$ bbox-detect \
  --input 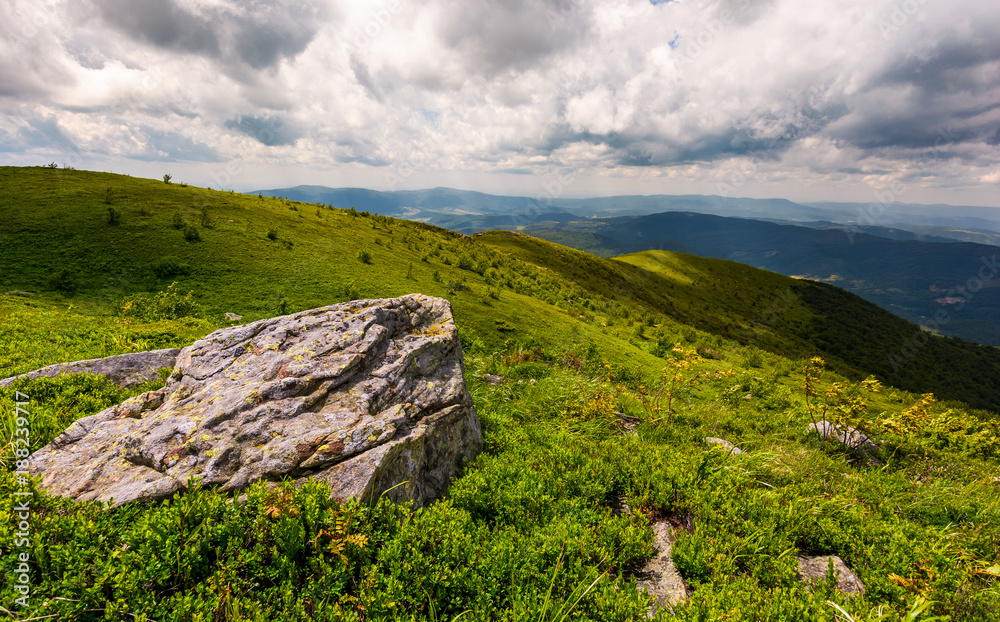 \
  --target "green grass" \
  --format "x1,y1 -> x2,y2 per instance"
1,166 -> 999,620
0,294 -> 211,378
2,343 -> 999,620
